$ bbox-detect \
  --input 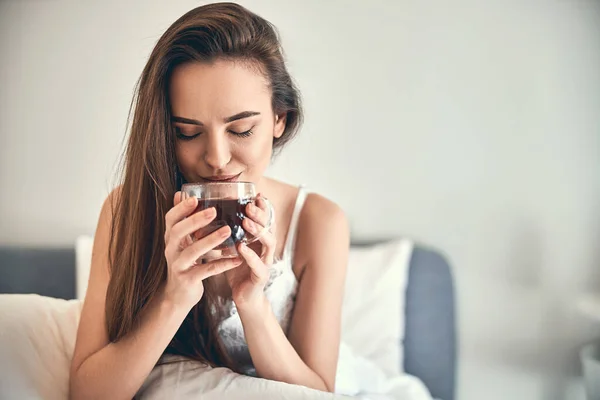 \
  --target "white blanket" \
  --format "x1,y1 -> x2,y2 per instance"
137,348 -> 430,400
